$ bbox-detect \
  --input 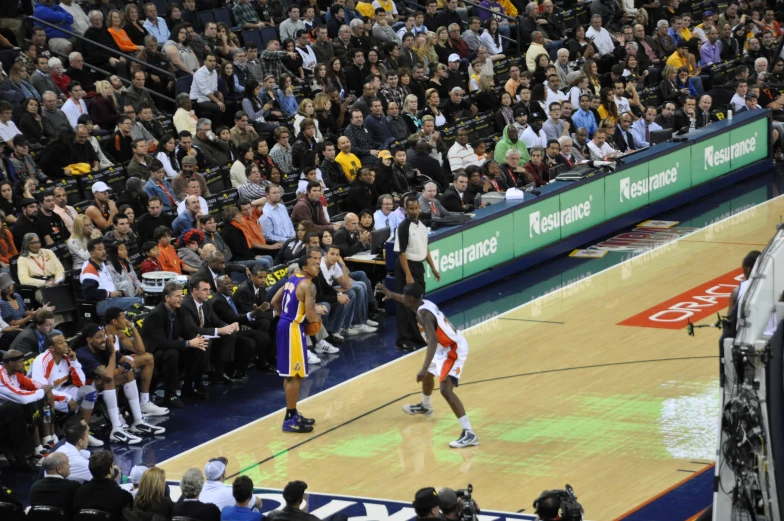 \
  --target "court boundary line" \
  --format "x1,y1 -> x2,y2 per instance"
224,355 -> 719,478
158,194 -> 784,468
